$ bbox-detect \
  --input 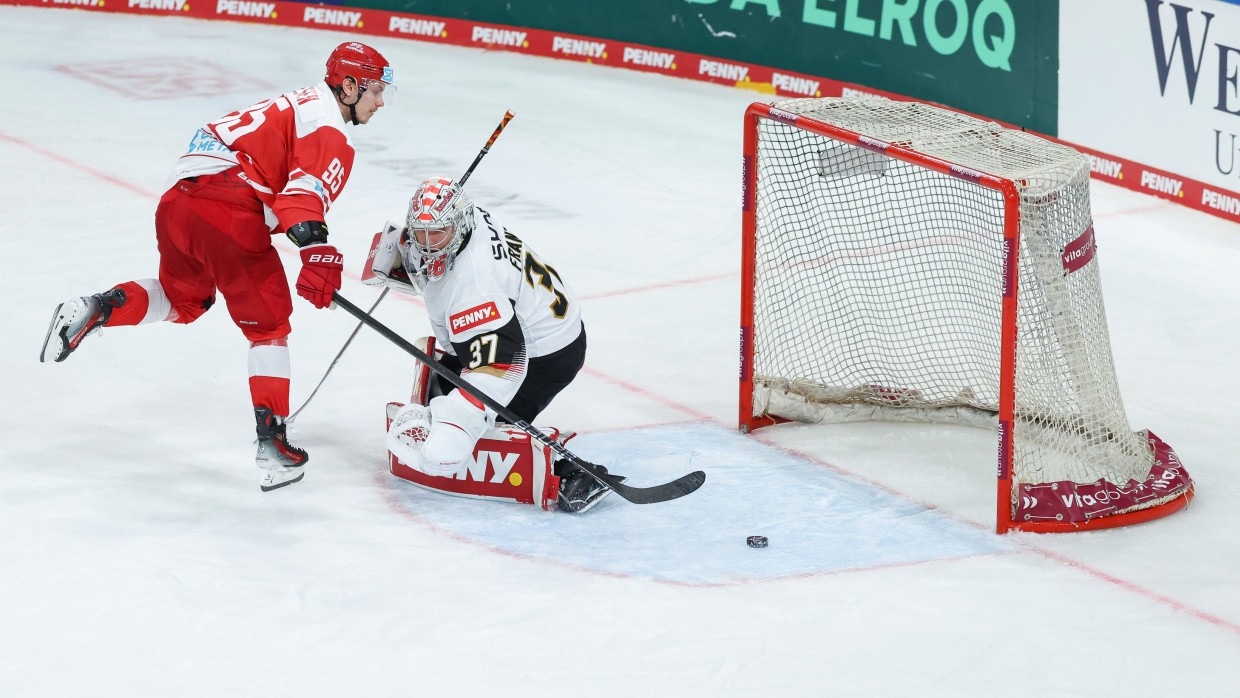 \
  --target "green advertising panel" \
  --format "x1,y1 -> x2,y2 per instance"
357,0 -> 1058,134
